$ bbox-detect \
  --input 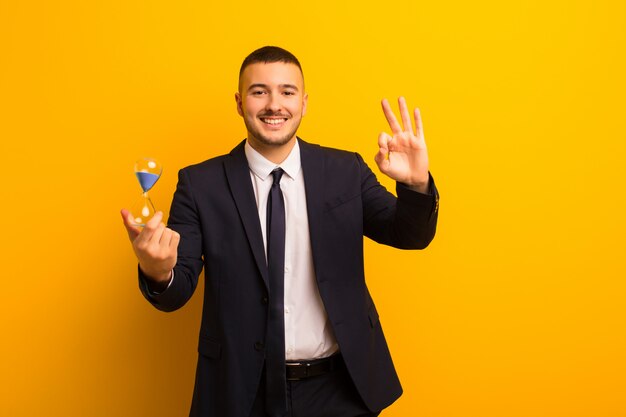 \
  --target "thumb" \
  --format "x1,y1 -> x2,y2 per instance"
374,148 -> 390,174
120,209 -> 141,241
375,132 -> 391,173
